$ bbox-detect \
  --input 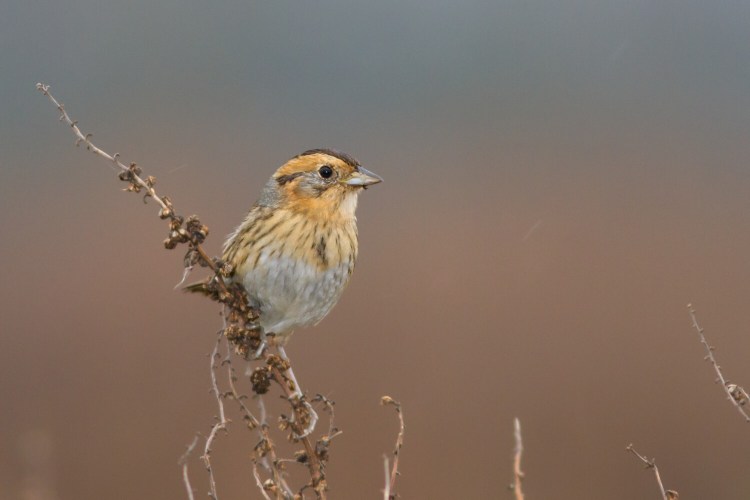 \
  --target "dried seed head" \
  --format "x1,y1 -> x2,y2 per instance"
234,343 -> 249,359
186,215 -> 209,244
316,441 -> 330,462
242,414 -> 258,430
250,367 -> 271,394
223,324 -> 242,343
117,163 -> 145,193
254,438 -> 271,458
262,479 -> 277,492
164,228 -> 189,249
727,383 -> 749,406
169,216 -> 184,230
218,261 -> 234,278
267,354 -> 290,372
278,414 -> 291,432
